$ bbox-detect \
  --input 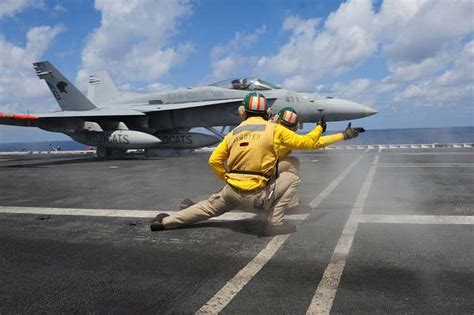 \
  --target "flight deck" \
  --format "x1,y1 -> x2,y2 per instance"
0,147 -> 472,313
